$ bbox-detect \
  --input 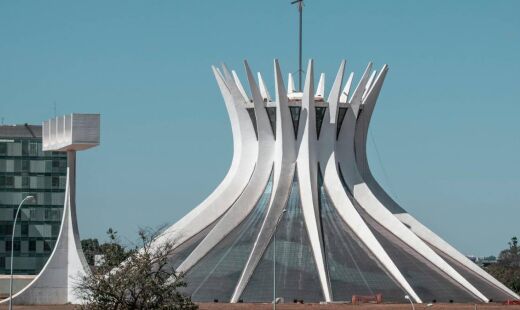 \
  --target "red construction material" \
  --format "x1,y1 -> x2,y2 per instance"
504,299 -> 520,305
351,294 -> 383,304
